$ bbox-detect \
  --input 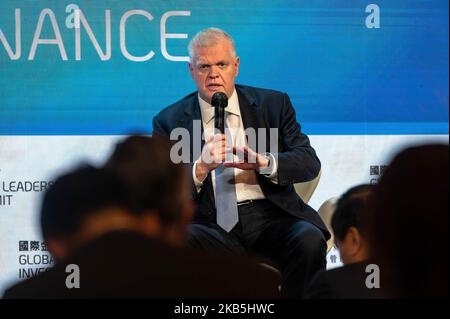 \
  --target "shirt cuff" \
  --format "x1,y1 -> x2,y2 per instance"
192,160 -> 205,192
259,153 -> 278,184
